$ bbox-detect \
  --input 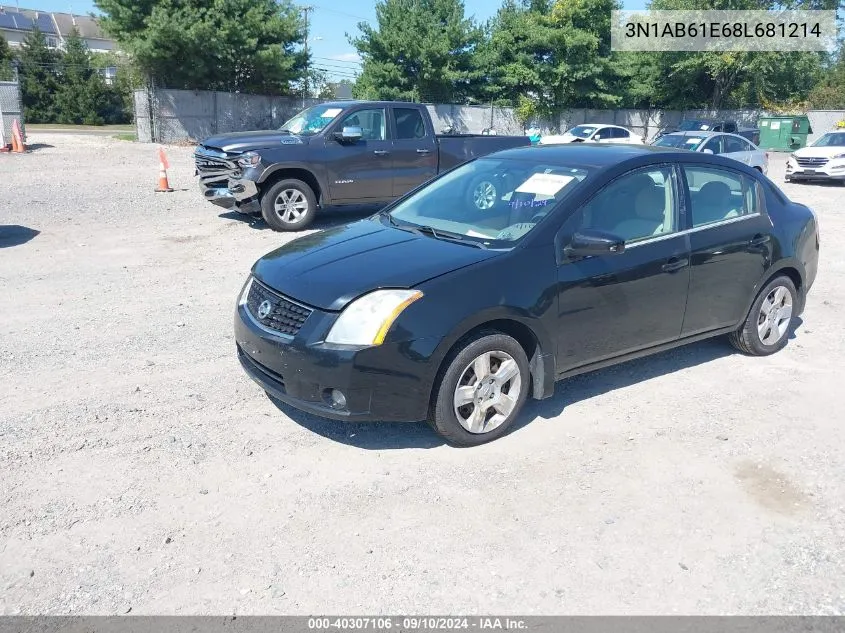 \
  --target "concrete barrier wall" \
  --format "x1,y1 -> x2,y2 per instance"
134,88 -> 845,146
